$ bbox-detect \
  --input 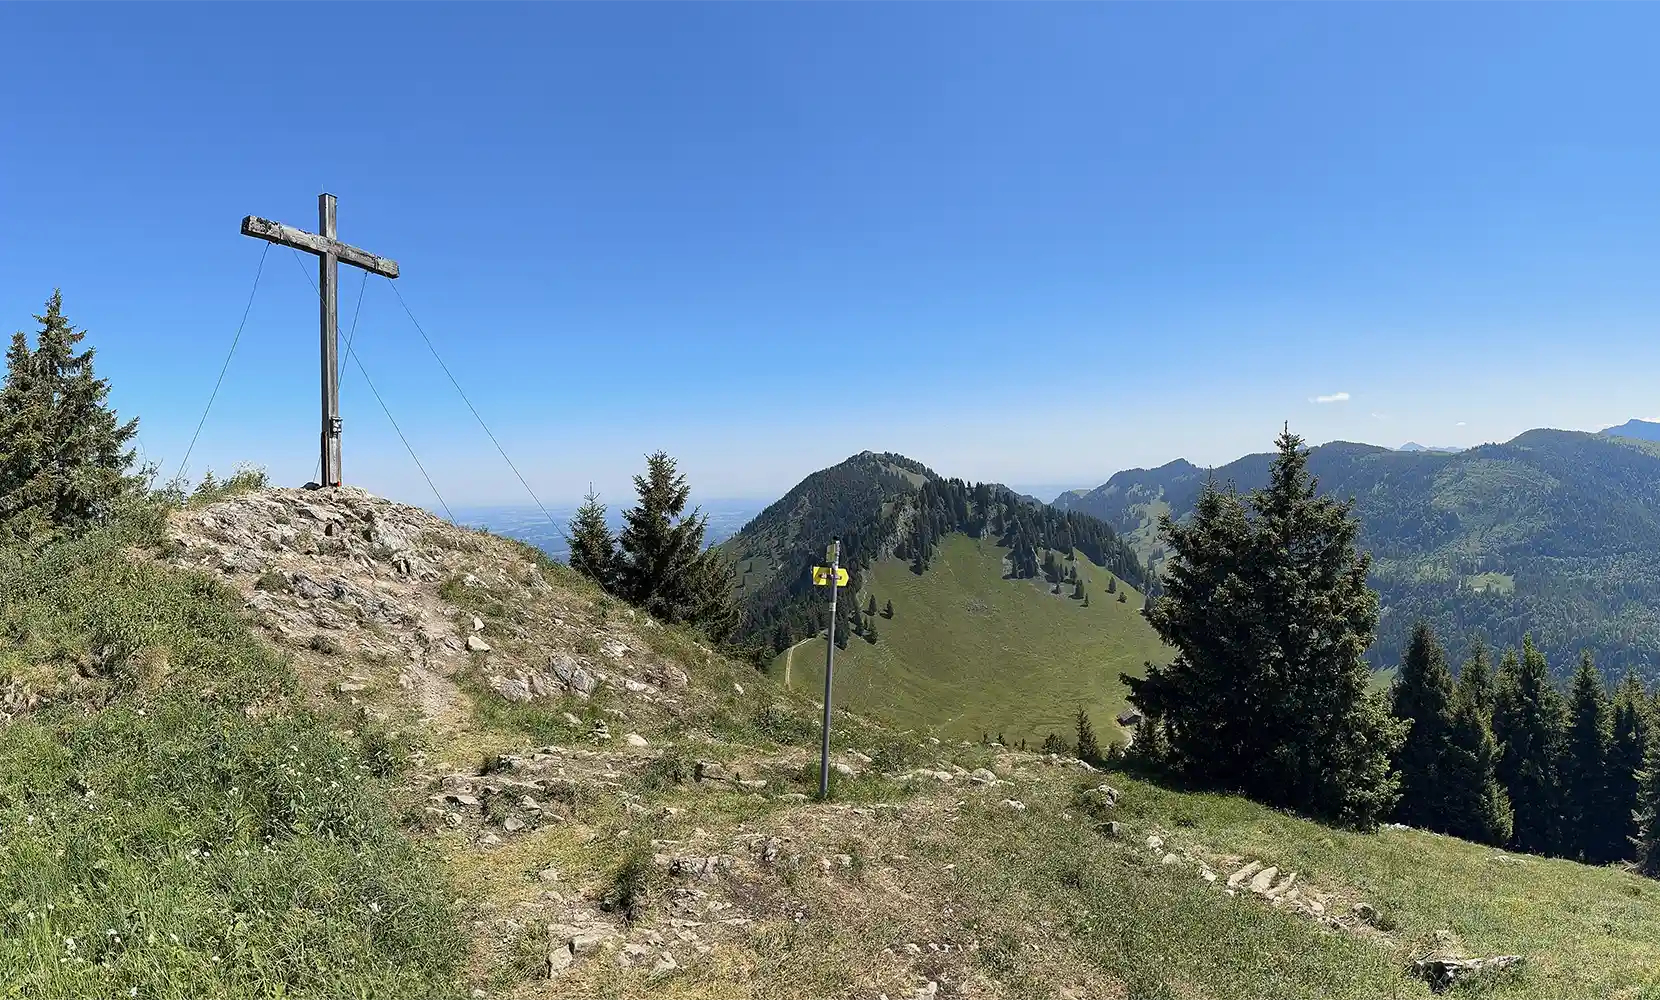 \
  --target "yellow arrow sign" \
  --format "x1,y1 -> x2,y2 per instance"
811,566 -> 849,587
